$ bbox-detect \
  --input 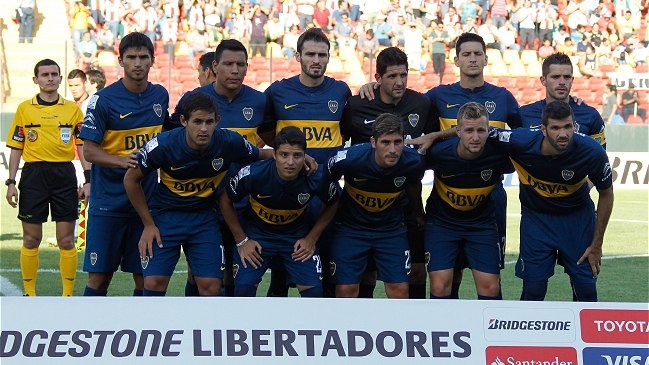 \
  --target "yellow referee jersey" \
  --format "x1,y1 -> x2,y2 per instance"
6,95 -> 84,163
